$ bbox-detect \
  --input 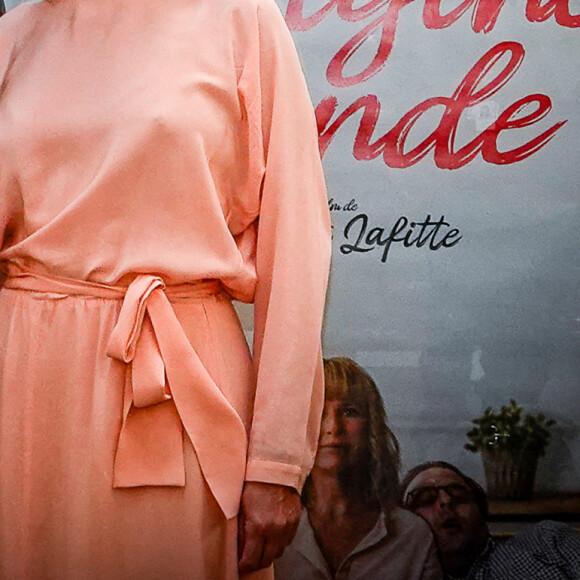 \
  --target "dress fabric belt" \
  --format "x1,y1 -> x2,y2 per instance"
3,269 -> 248,519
